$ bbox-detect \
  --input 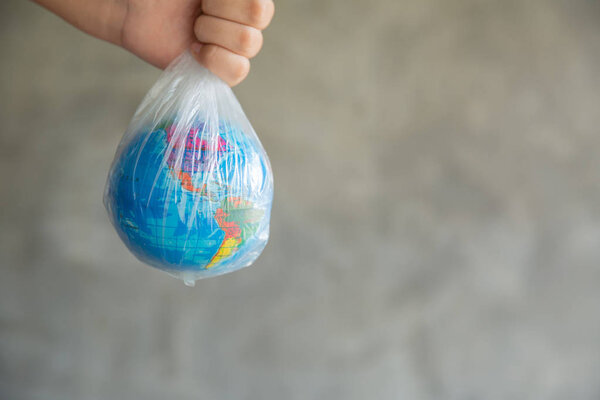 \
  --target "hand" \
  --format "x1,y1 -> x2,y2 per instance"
121,0 -> 274,86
